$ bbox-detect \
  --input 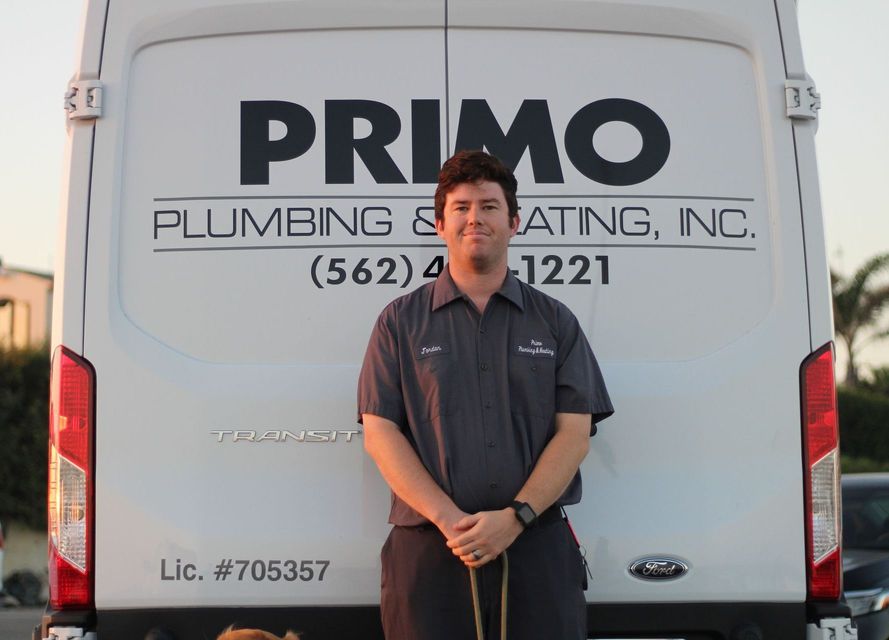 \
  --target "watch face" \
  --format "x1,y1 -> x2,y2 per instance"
516,503 -> 535,526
